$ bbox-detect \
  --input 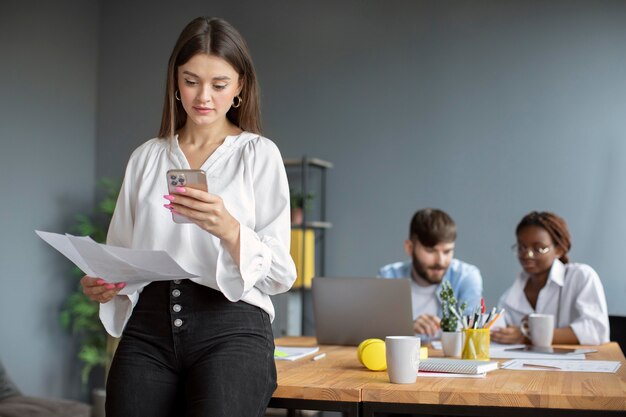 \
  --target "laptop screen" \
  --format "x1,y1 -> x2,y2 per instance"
312,277 -> 414,345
